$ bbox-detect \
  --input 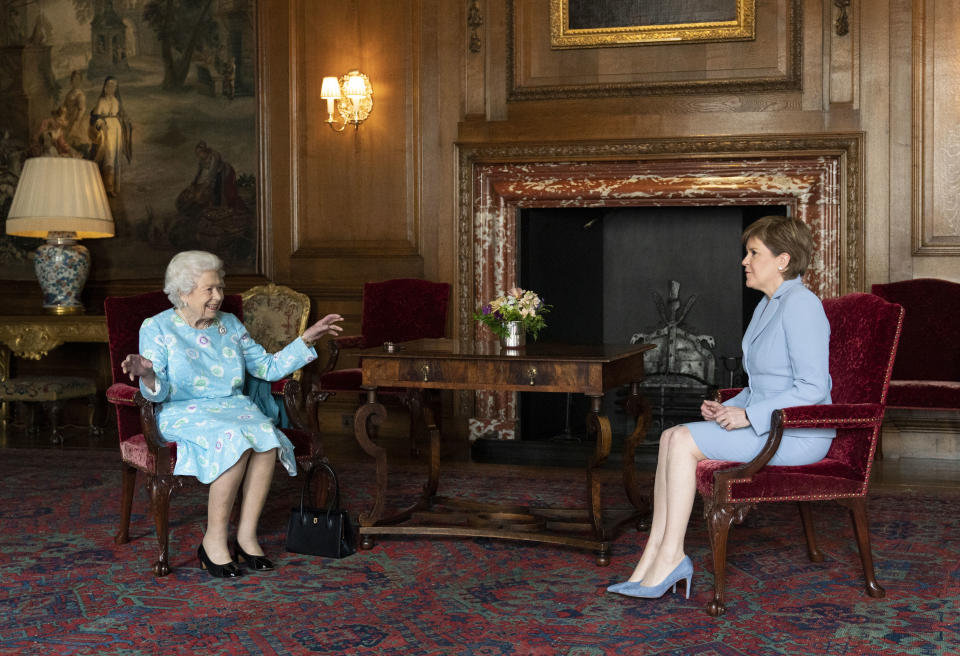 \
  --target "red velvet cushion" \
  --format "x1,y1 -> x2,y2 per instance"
106,383 -> 137,405
318,368 -> 363,391
885,380 -> 960,409
359,278 -> 450,347
331,335 -> 367,350
696,449 -> 868,501
119,433 -> 177,473
872,278 -> 960,381
315,366 -> 409,400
